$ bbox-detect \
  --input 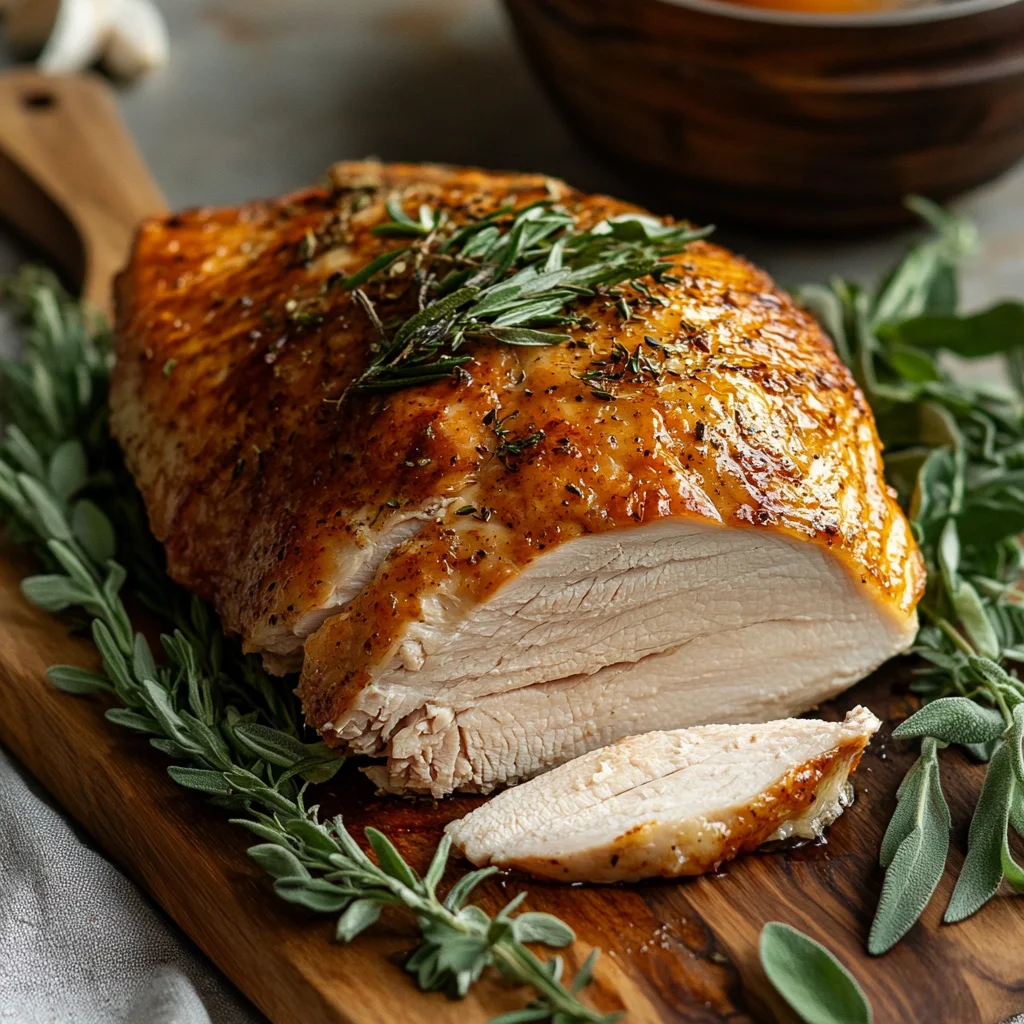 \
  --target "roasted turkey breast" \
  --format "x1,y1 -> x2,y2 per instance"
446,706 -> 881,882
111,162 -> 923,796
